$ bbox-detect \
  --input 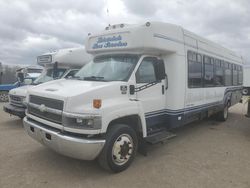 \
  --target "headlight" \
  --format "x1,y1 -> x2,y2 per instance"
62,113 -> 102,130
21,97 -> 27,103
22,96 -> 27,105
76,118 -> 94,127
